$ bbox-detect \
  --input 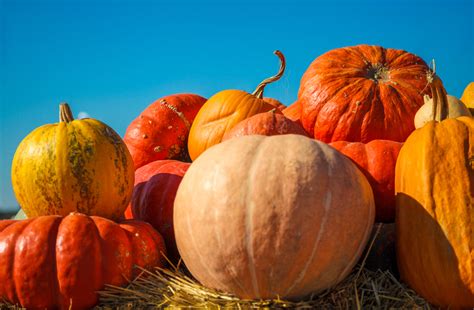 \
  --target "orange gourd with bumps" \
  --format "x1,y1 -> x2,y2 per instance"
124,94 -> 206,168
